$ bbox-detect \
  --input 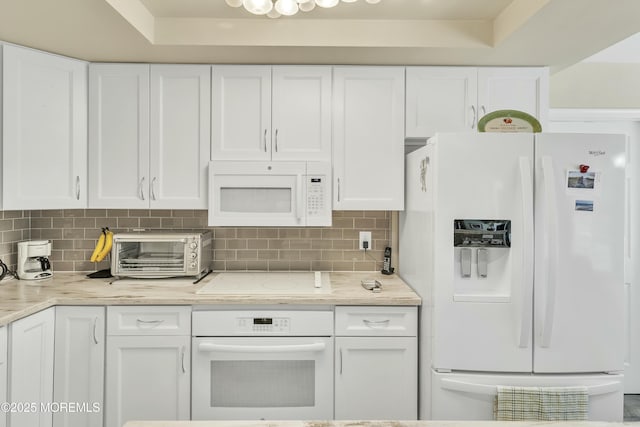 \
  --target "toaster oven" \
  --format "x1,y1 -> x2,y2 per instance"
111,231 -> 212,279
